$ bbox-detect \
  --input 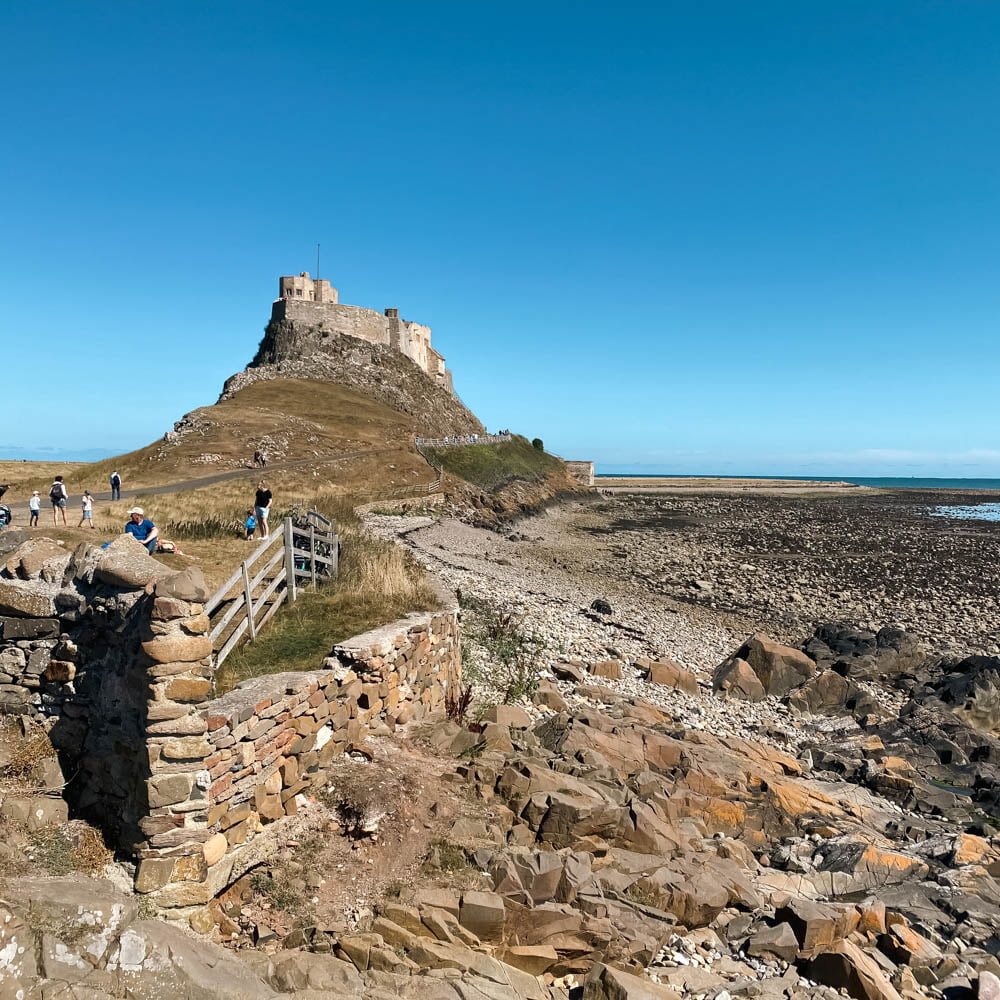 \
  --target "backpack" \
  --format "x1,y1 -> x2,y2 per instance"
49,483 -> 64,501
